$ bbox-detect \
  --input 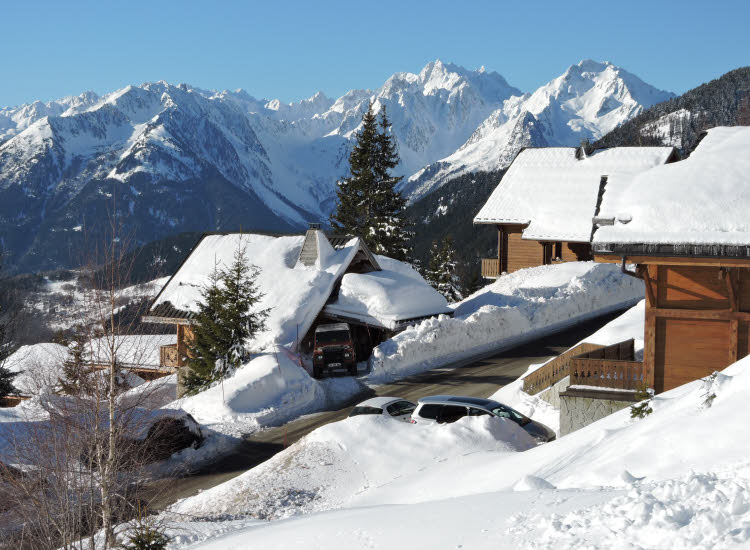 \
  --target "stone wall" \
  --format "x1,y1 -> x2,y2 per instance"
560,388 -> 638,436
536,375 -> 570,409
